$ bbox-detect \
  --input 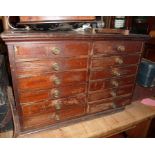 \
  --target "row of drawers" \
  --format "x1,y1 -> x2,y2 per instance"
17,66 -> 137,92
14,41 -> 142,60
22,94 -> 132,129
21,84 -> 133,115
15,54 -> 140,78
20,82 -> 134,105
